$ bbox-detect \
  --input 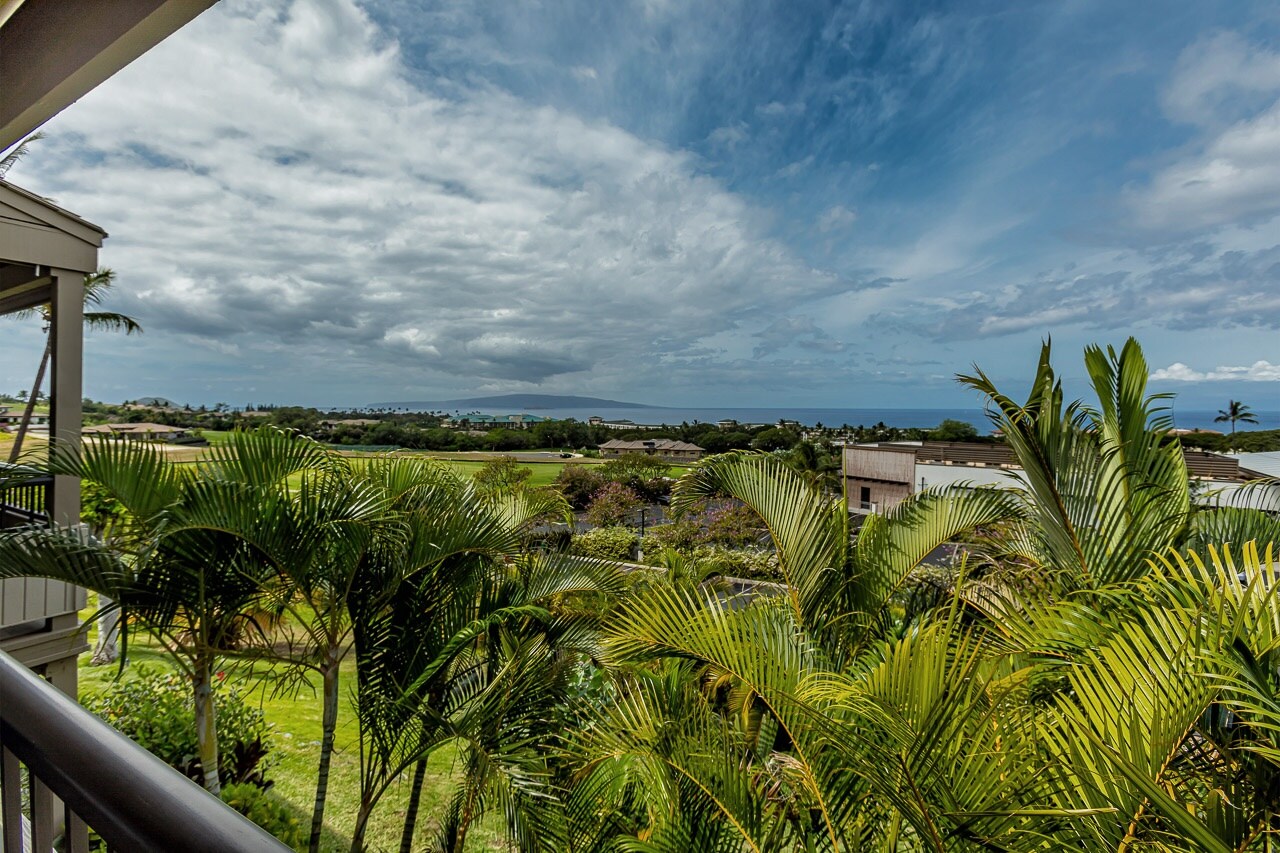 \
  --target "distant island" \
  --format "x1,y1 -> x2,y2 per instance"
368,393 -> 662,411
